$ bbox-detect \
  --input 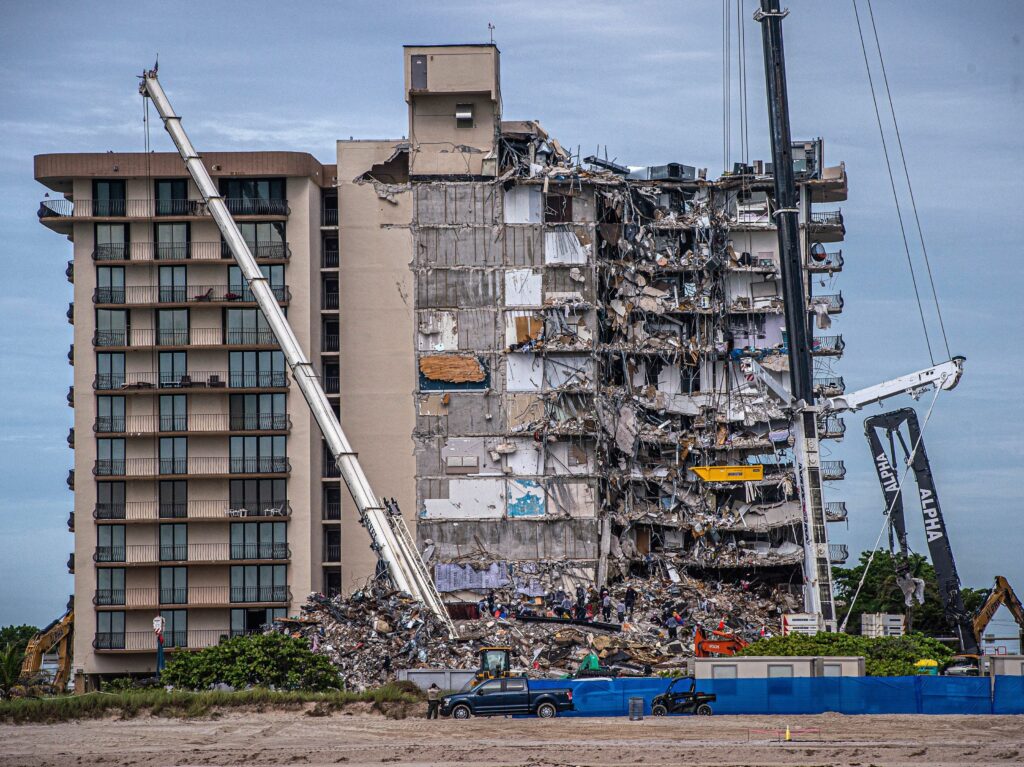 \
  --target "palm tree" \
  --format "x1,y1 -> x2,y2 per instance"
0,643 -> 23,696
